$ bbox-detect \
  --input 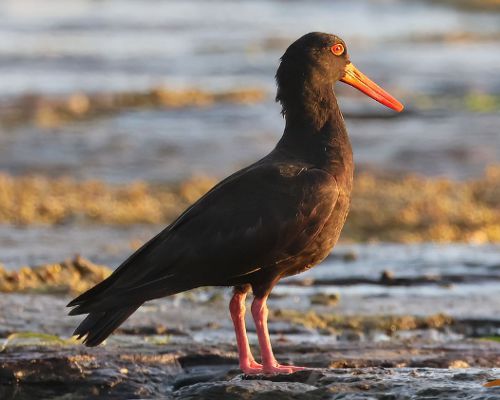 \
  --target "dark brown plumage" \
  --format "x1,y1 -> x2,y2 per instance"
68,32 -> 403,372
